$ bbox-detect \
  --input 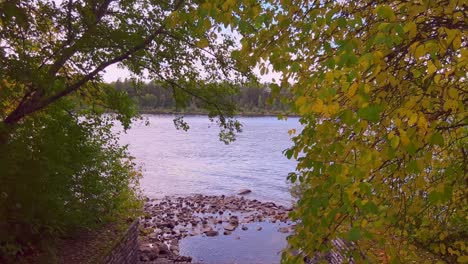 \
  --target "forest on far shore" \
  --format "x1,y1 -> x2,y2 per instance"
111,79 -> 290,115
